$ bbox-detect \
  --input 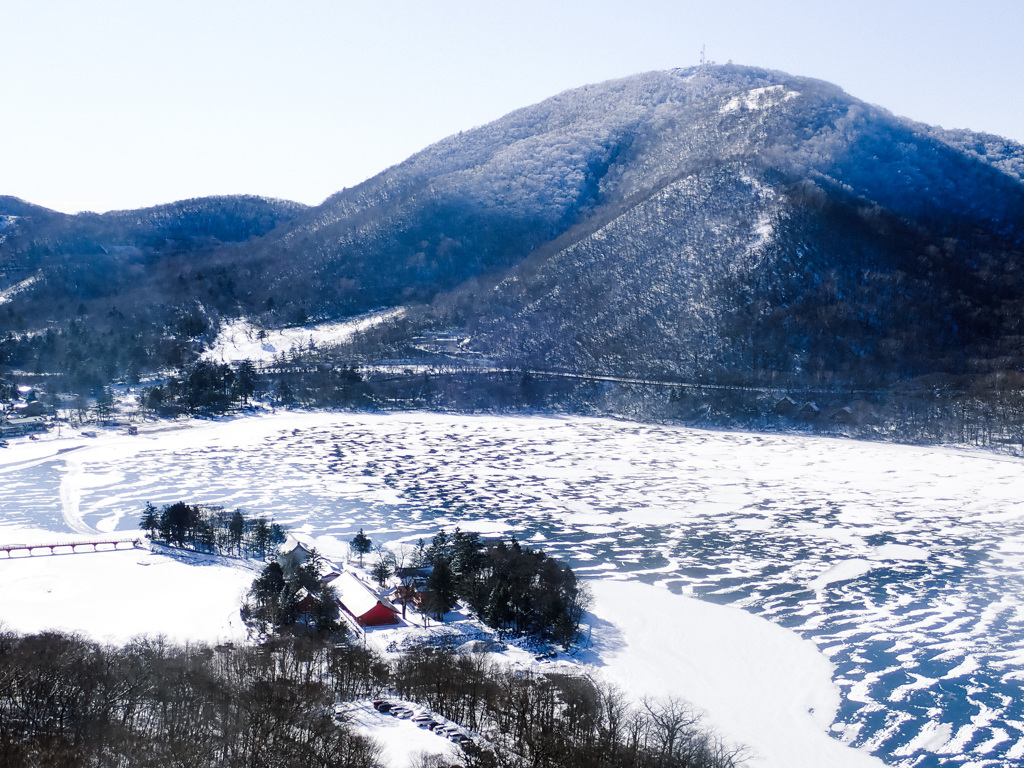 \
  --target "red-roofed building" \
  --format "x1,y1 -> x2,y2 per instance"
335,571 -> 399,626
